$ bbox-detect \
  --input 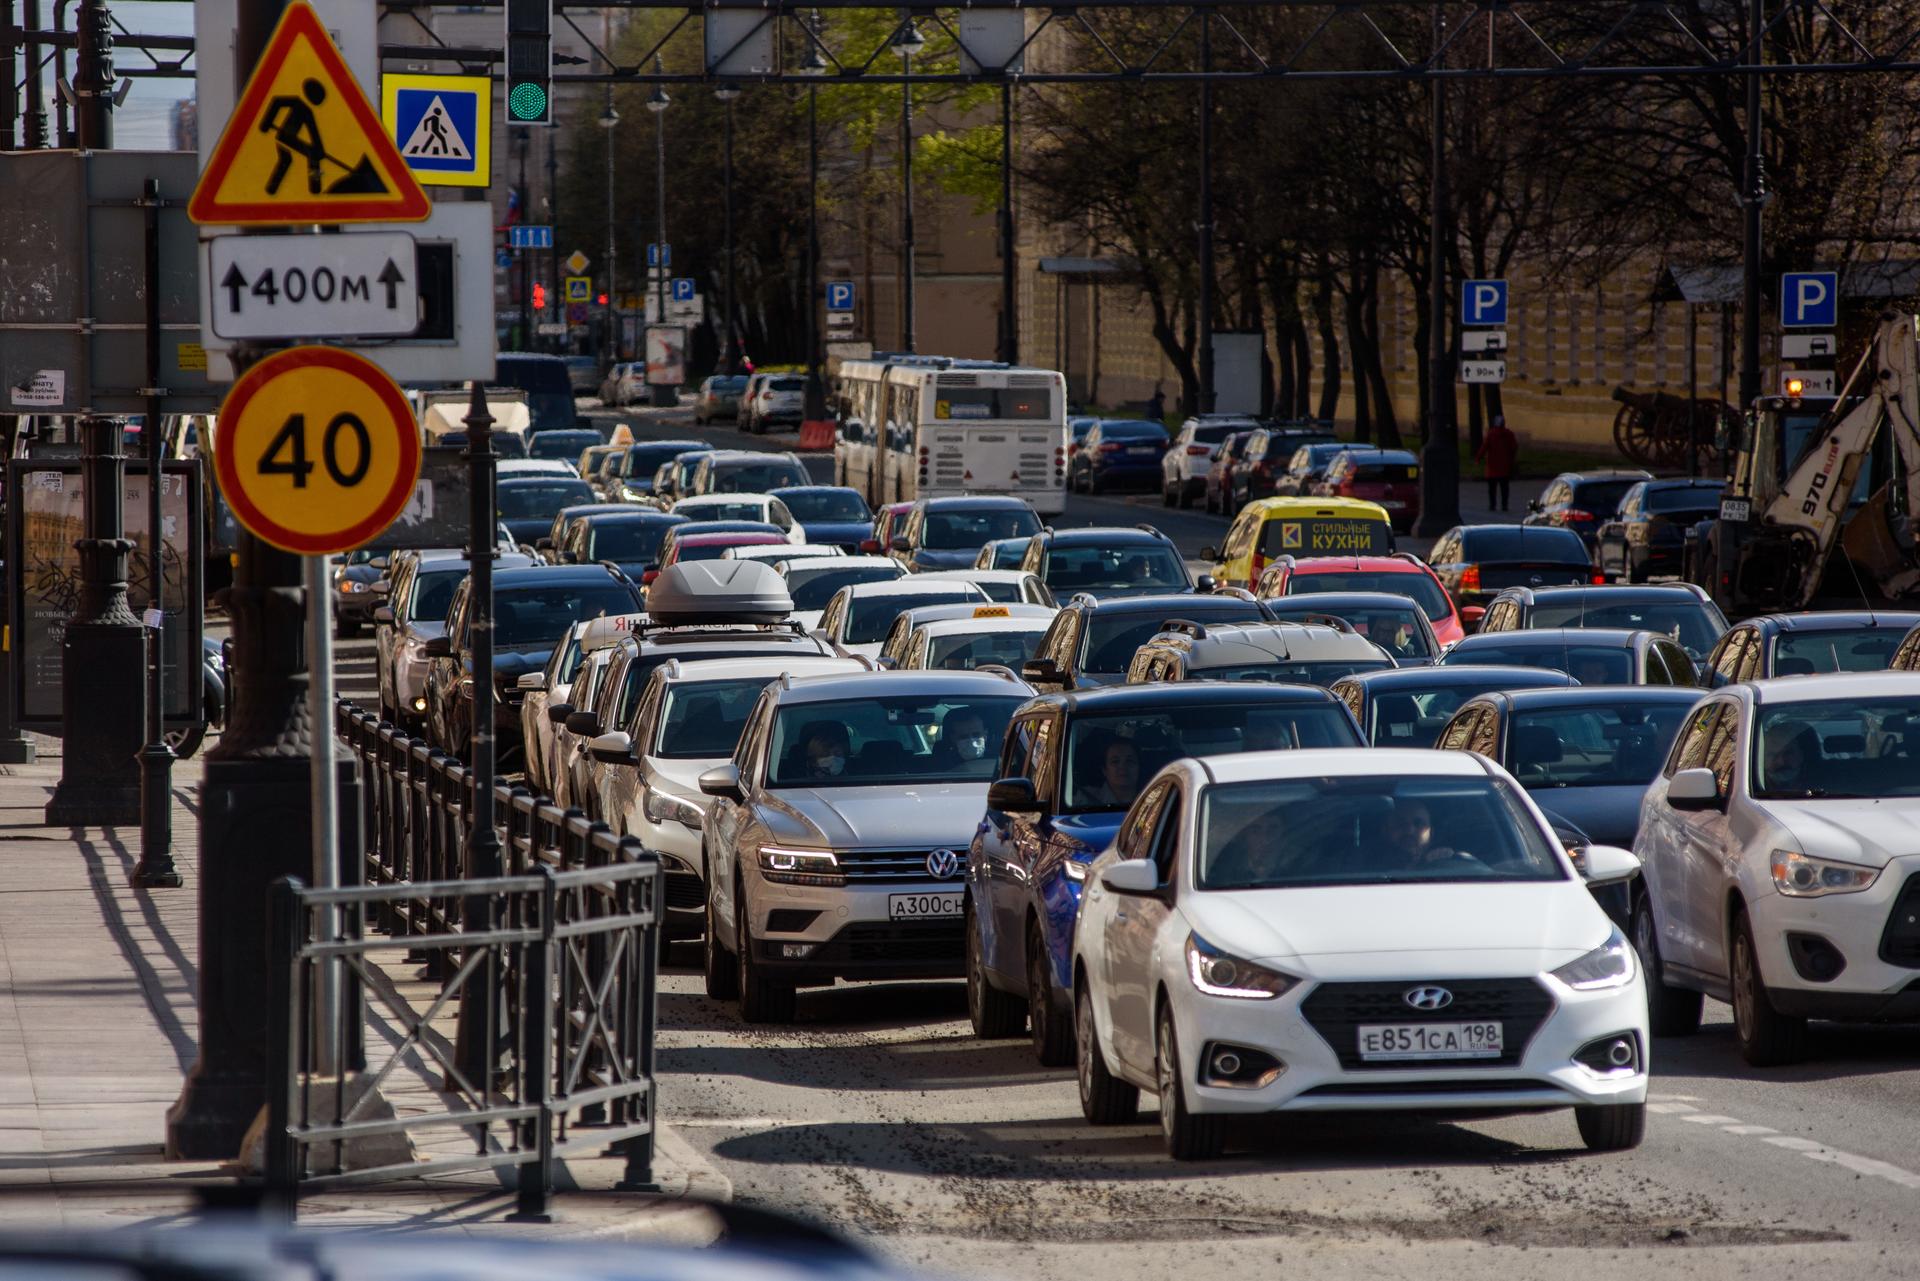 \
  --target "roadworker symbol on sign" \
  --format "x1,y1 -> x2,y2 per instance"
190,1 -> 429,225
